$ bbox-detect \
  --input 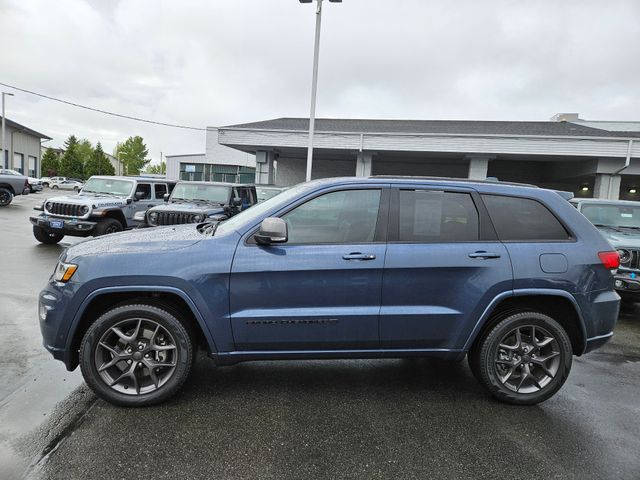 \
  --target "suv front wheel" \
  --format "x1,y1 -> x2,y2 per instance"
468,311 -> 572,405
79,303 -> 193,407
